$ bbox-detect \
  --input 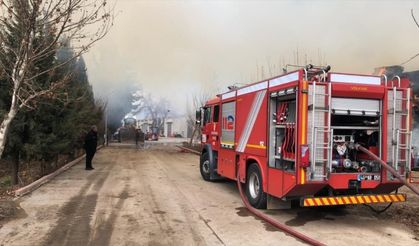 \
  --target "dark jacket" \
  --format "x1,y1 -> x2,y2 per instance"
84,130 -> 98,152
138,131 -> 145,142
